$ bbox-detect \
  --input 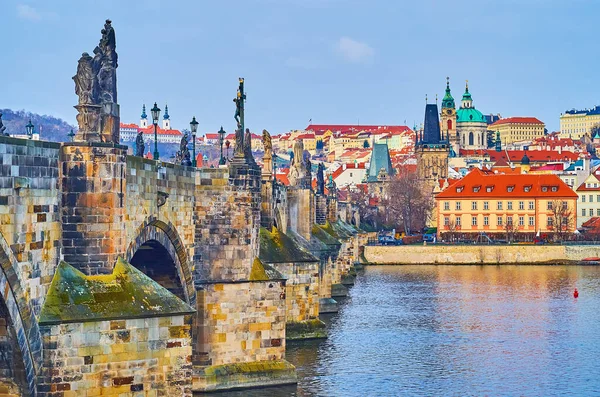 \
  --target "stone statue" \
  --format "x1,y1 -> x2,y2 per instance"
135,131 -> 145,157
262,129 -> 272,156
316,163 -> 325,195
244,128 -> 252,157
328,174 -> 337,197
97,19 -> 118,104
288,139 -> 311,188
233,91 -> 242,128
304,151 -> 312,178
180,132 -> 191,166
0,113 -> 6,136
73,53 -> 96,105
